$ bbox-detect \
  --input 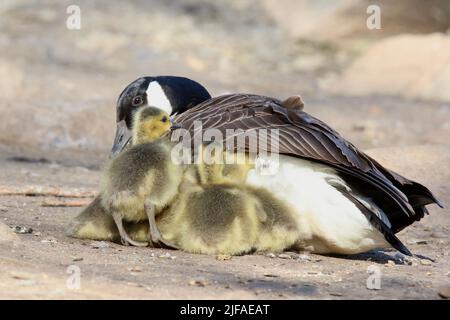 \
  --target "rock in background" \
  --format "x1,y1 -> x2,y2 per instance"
262,0 -> 450,41
323,34 -> 450,101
